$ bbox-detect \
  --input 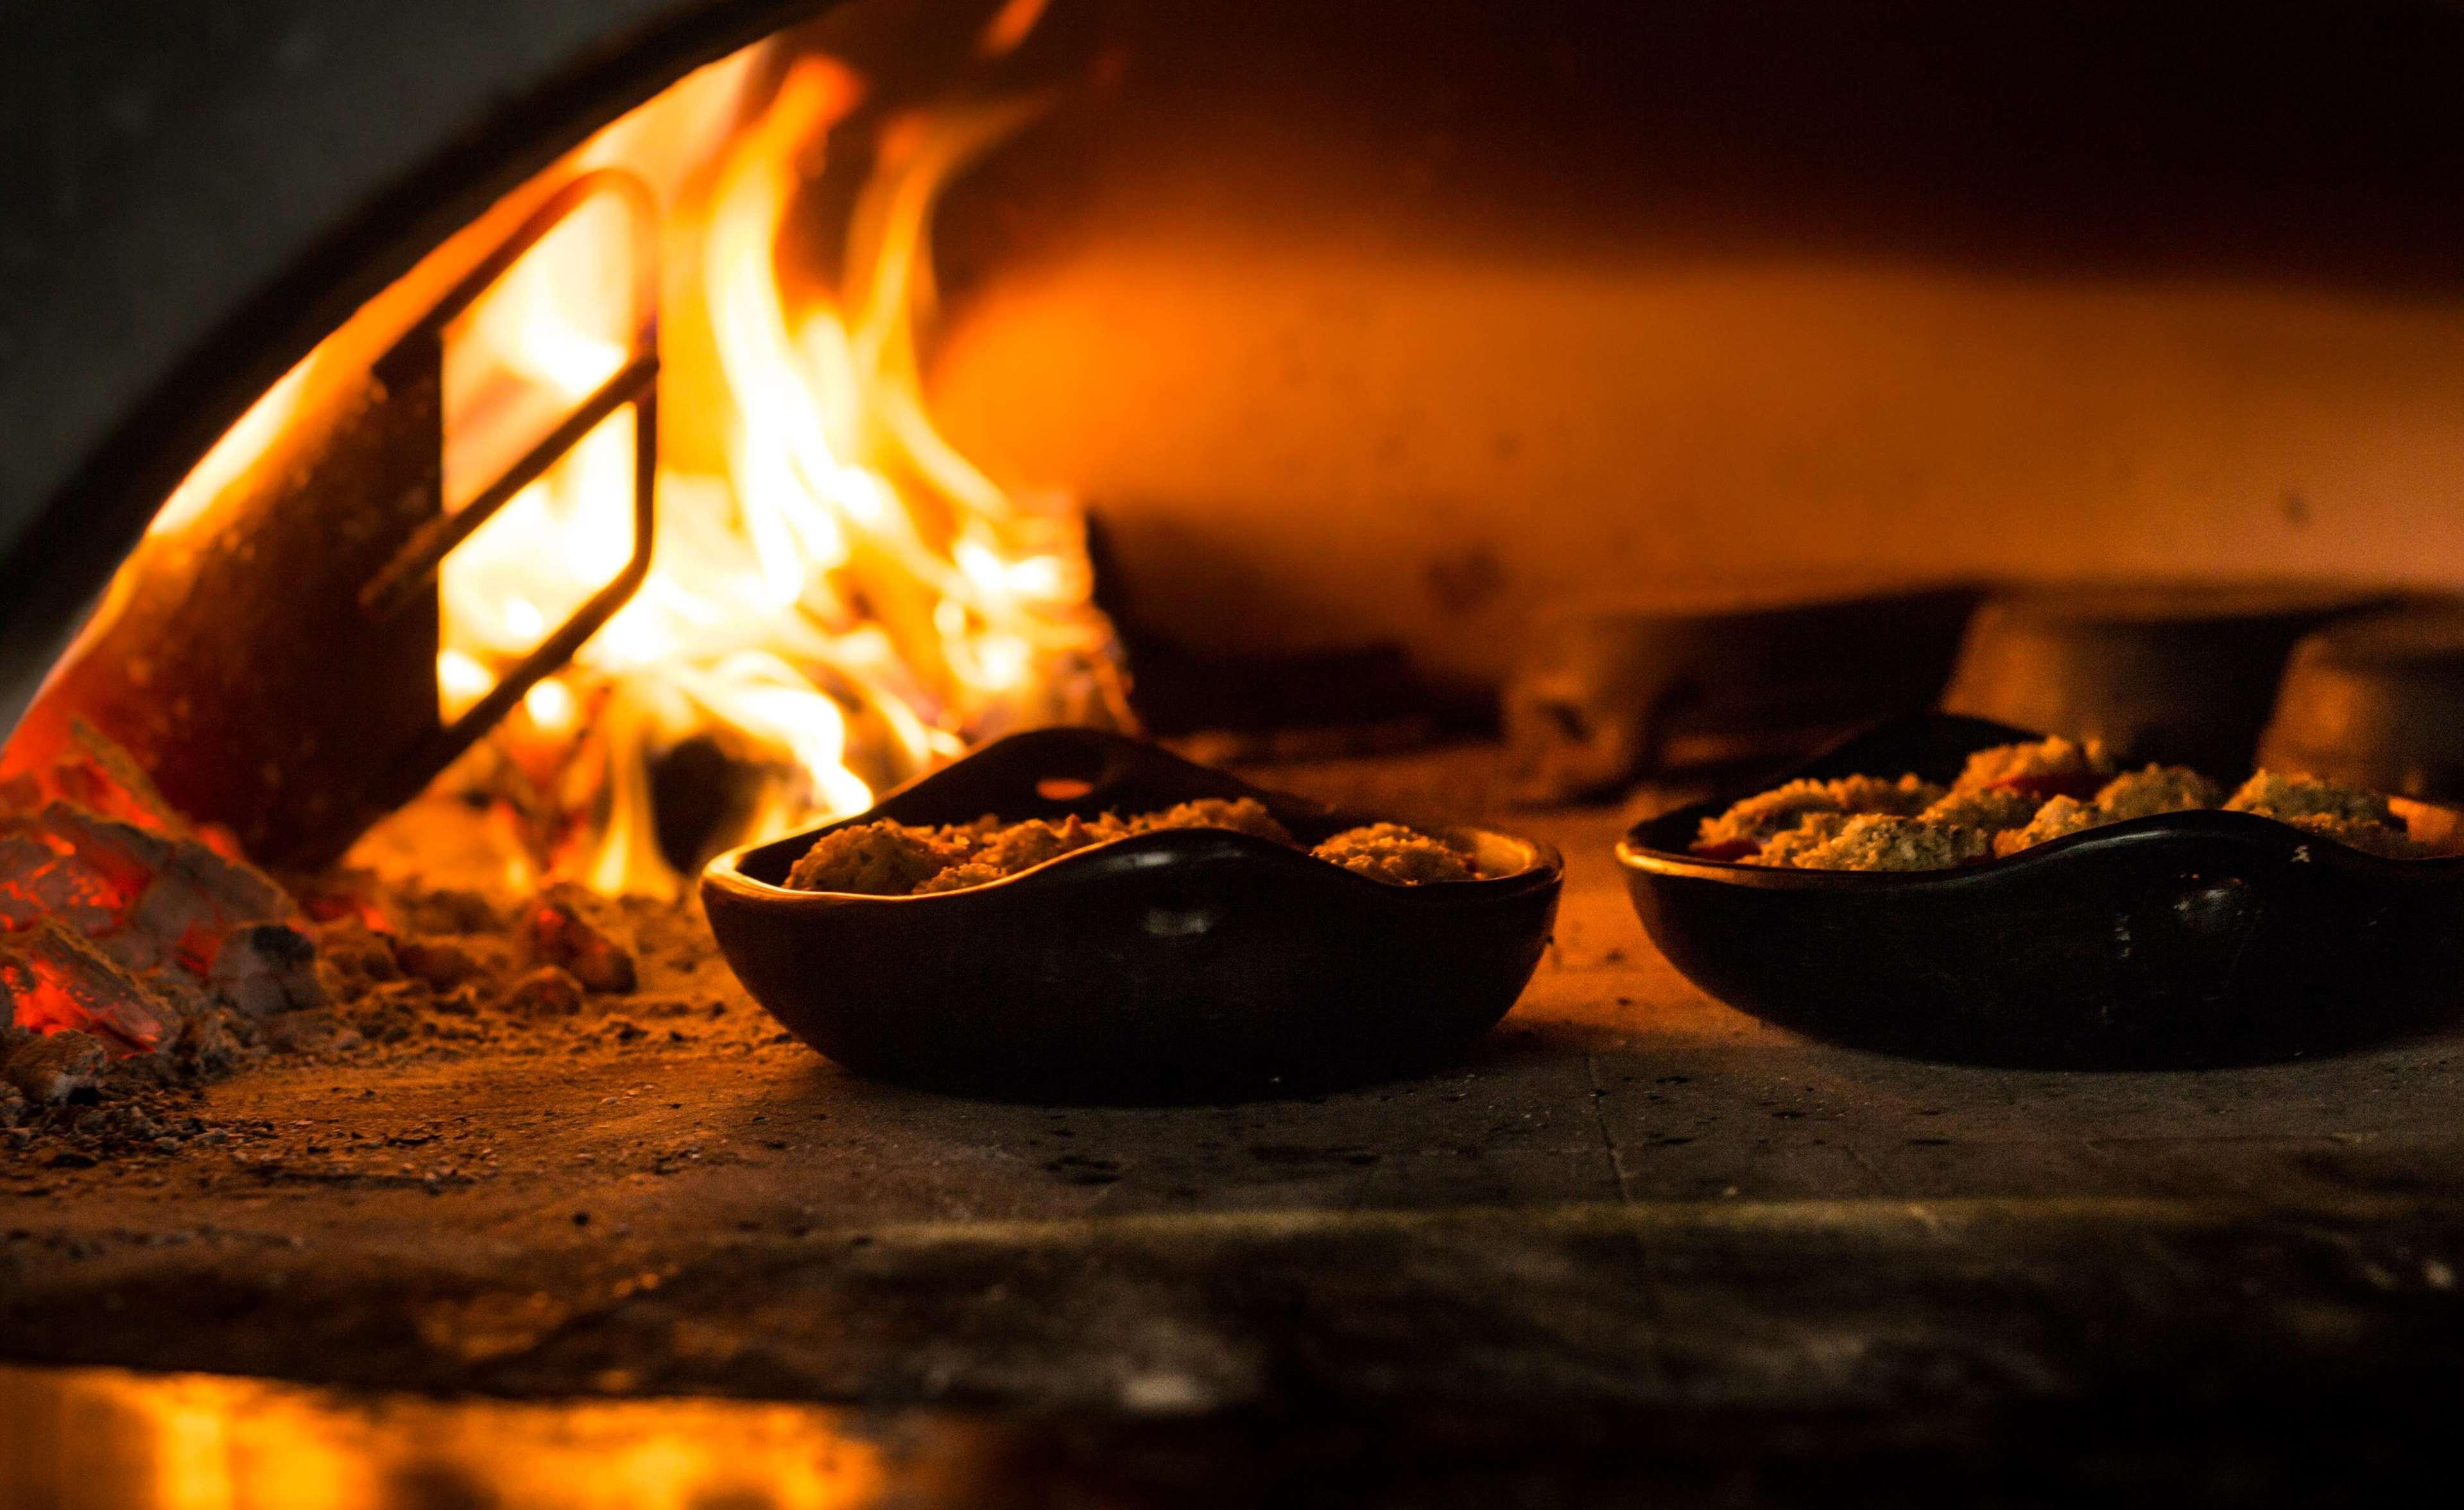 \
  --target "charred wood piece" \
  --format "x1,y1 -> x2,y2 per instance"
209,924 -> 330,1018
0,919 -> 185,1052
0,1026 -> 110,1104
523,890 -> 637,994
503,966 -> 586,1016
1,724 -> 320,1051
